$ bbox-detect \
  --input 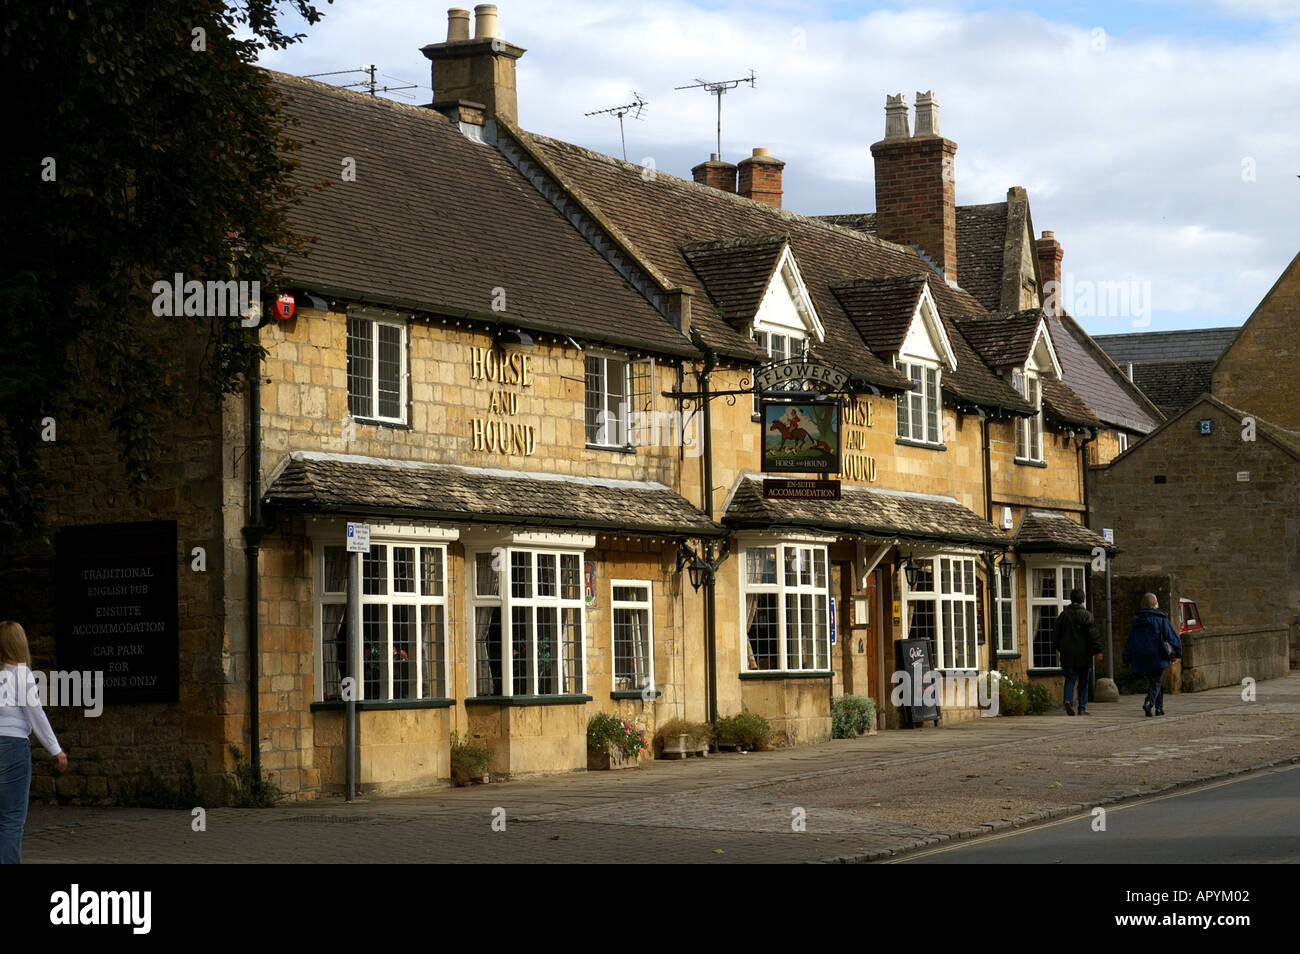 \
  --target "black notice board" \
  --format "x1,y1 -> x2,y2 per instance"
55,520 -> 180,704
894,637 -> 942,727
